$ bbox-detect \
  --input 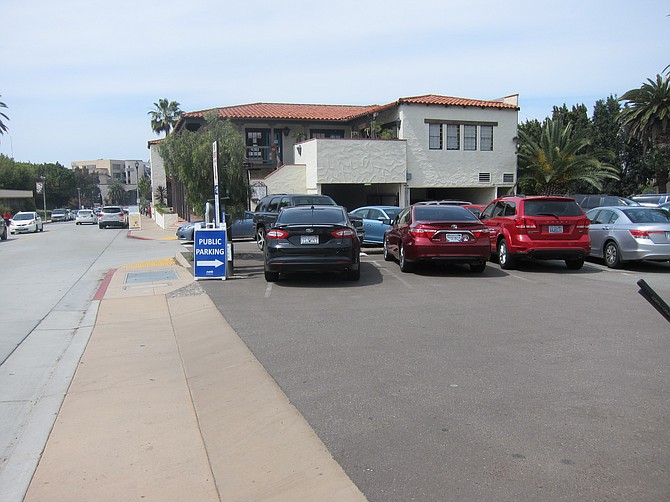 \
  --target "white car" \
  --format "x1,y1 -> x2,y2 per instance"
10,211 -> 44,233
76,209 -> 98,225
